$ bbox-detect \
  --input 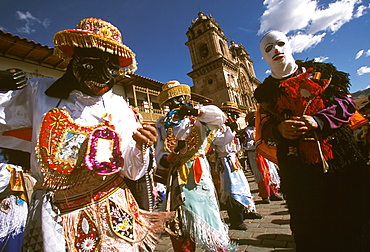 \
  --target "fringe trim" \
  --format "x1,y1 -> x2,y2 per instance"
54,31 -> 137,73
61,188 -> 163,252
181,206 -> 238,251
220,192 -> 256,213
40,163 -> 92,190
